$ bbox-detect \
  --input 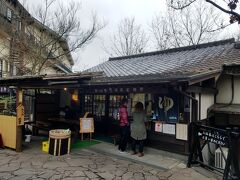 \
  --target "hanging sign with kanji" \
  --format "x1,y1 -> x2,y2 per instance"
16,104 -> 24,126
